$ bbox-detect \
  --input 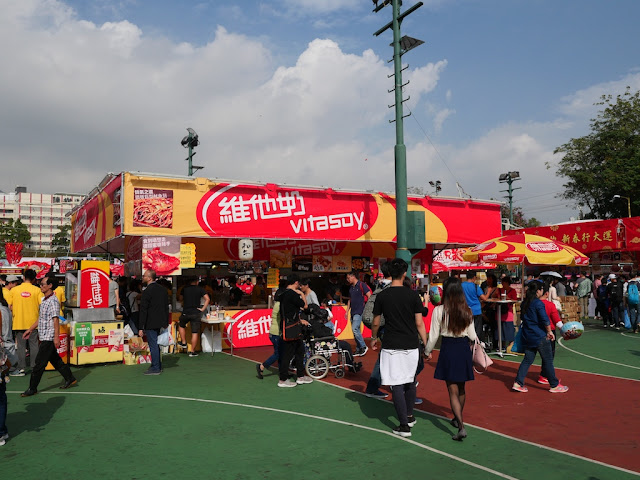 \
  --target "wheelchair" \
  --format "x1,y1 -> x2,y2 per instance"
304,335 -> 359,380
